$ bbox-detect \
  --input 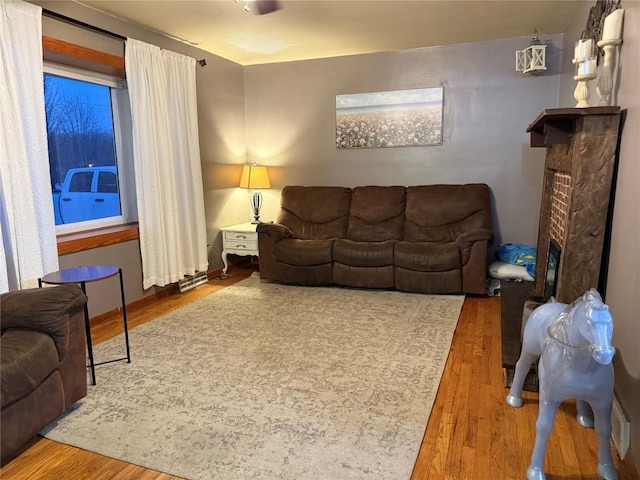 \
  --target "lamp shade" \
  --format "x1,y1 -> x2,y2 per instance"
239,165 -> 270,189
